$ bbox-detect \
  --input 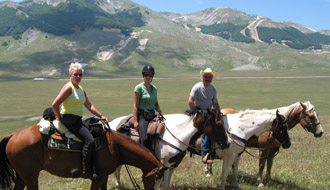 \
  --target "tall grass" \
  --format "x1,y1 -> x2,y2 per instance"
0,70 -> 329,189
